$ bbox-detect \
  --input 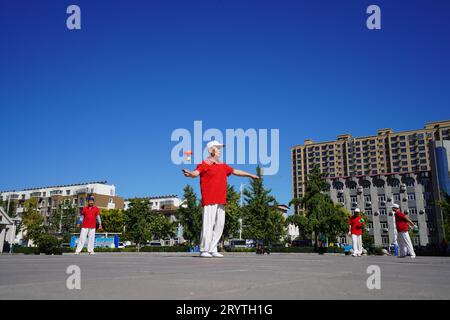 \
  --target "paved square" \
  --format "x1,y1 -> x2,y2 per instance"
1,253 -> 449,299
